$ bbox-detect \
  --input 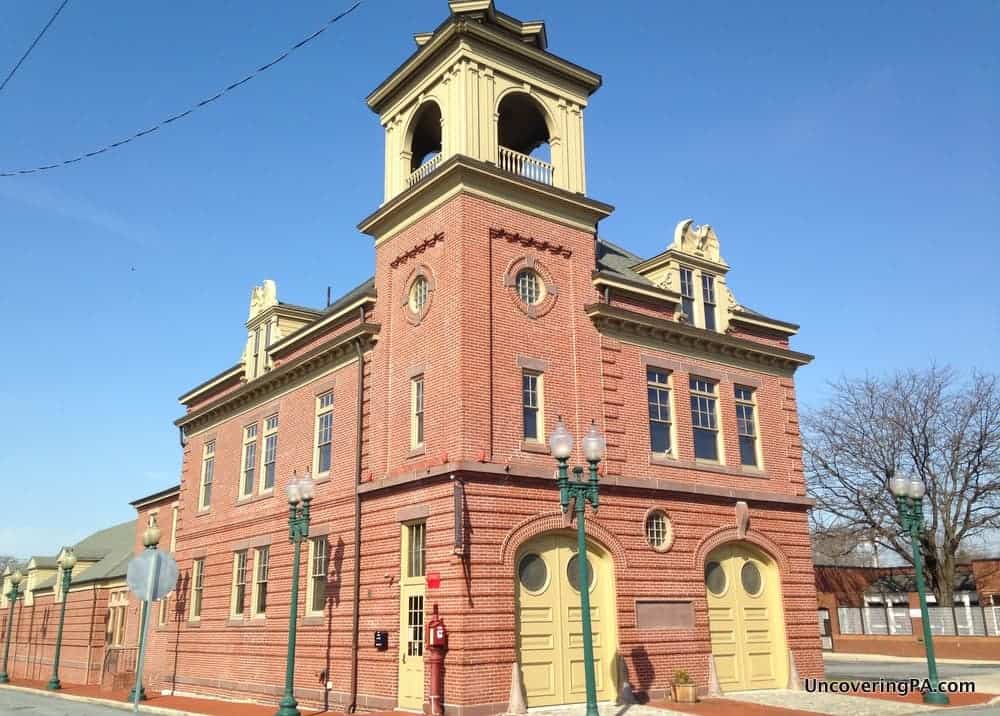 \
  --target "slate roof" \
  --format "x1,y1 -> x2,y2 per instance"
595,238 -> 657,287
32,520 -> 136,591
